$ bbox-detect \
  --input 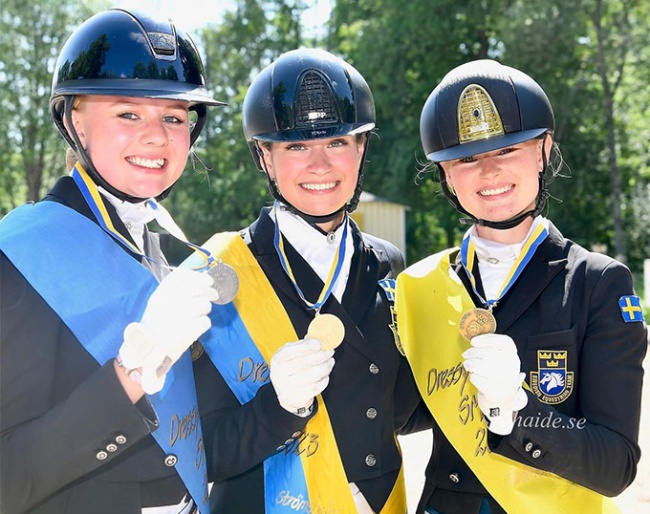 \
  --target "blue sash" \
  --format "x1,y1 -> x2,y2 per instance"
0,202 -> 209,513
